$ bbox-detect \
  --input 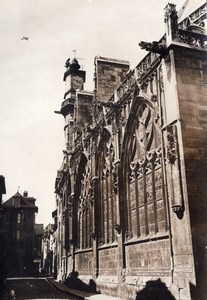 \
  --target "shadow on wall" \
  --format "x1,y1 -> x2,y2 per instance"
190,281 -> 207,300
135,279 -> 176,300
64,271 -> 97,293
